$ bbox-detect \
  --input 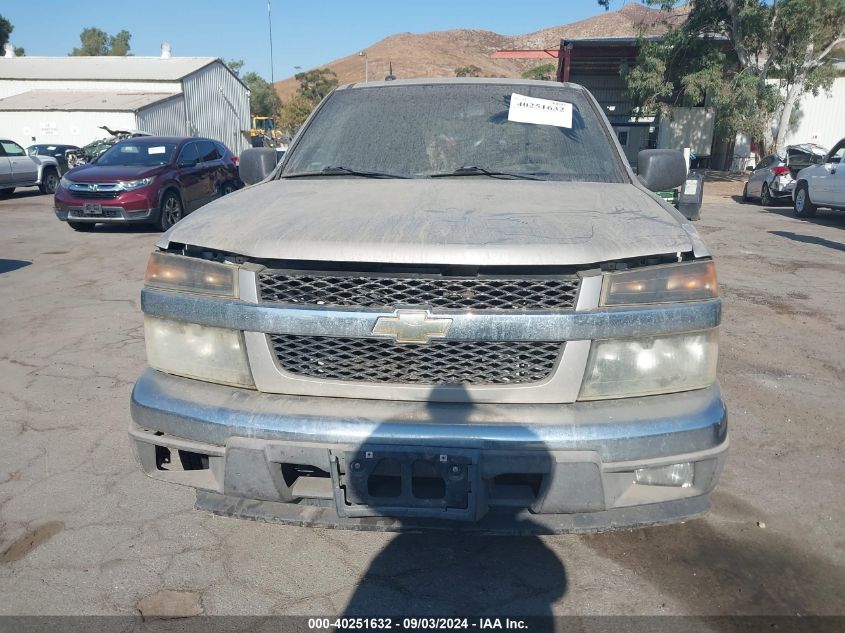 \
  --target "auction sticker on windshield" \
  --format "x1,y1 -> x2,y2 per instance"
149,146 -> 166,155
508,93 -> 573,128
